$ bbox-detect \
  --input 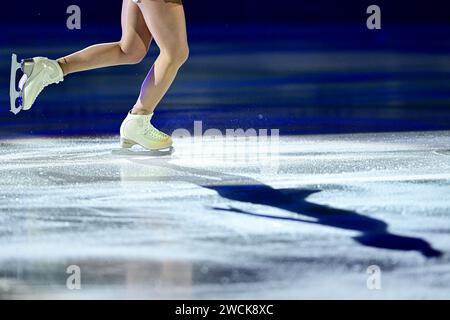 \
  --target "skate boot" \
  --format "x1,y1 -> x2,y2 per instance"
120,112 -> 173,151
10,53 -> 64,114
